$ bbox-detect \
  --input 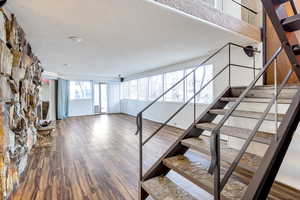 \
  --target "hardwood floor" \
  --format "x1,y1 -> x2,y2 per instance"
9,114 -> 204,200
